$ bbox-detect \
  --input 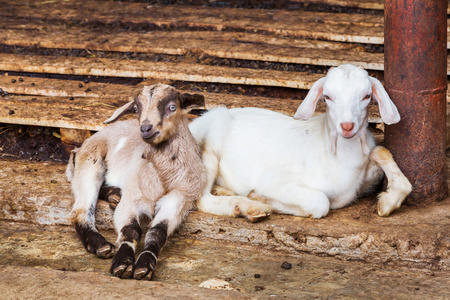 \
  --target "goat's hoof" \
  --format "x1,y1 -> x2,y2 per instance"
376,190 -> 408,217
96,243 -> 115,259
133,267 -> 153,280
234,205 -> 241,216
108,194 -> 121,210
133,251 -> 156,280
246,211 -> 270,223
211,186 -> 236,196
112,264 -> 134,279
